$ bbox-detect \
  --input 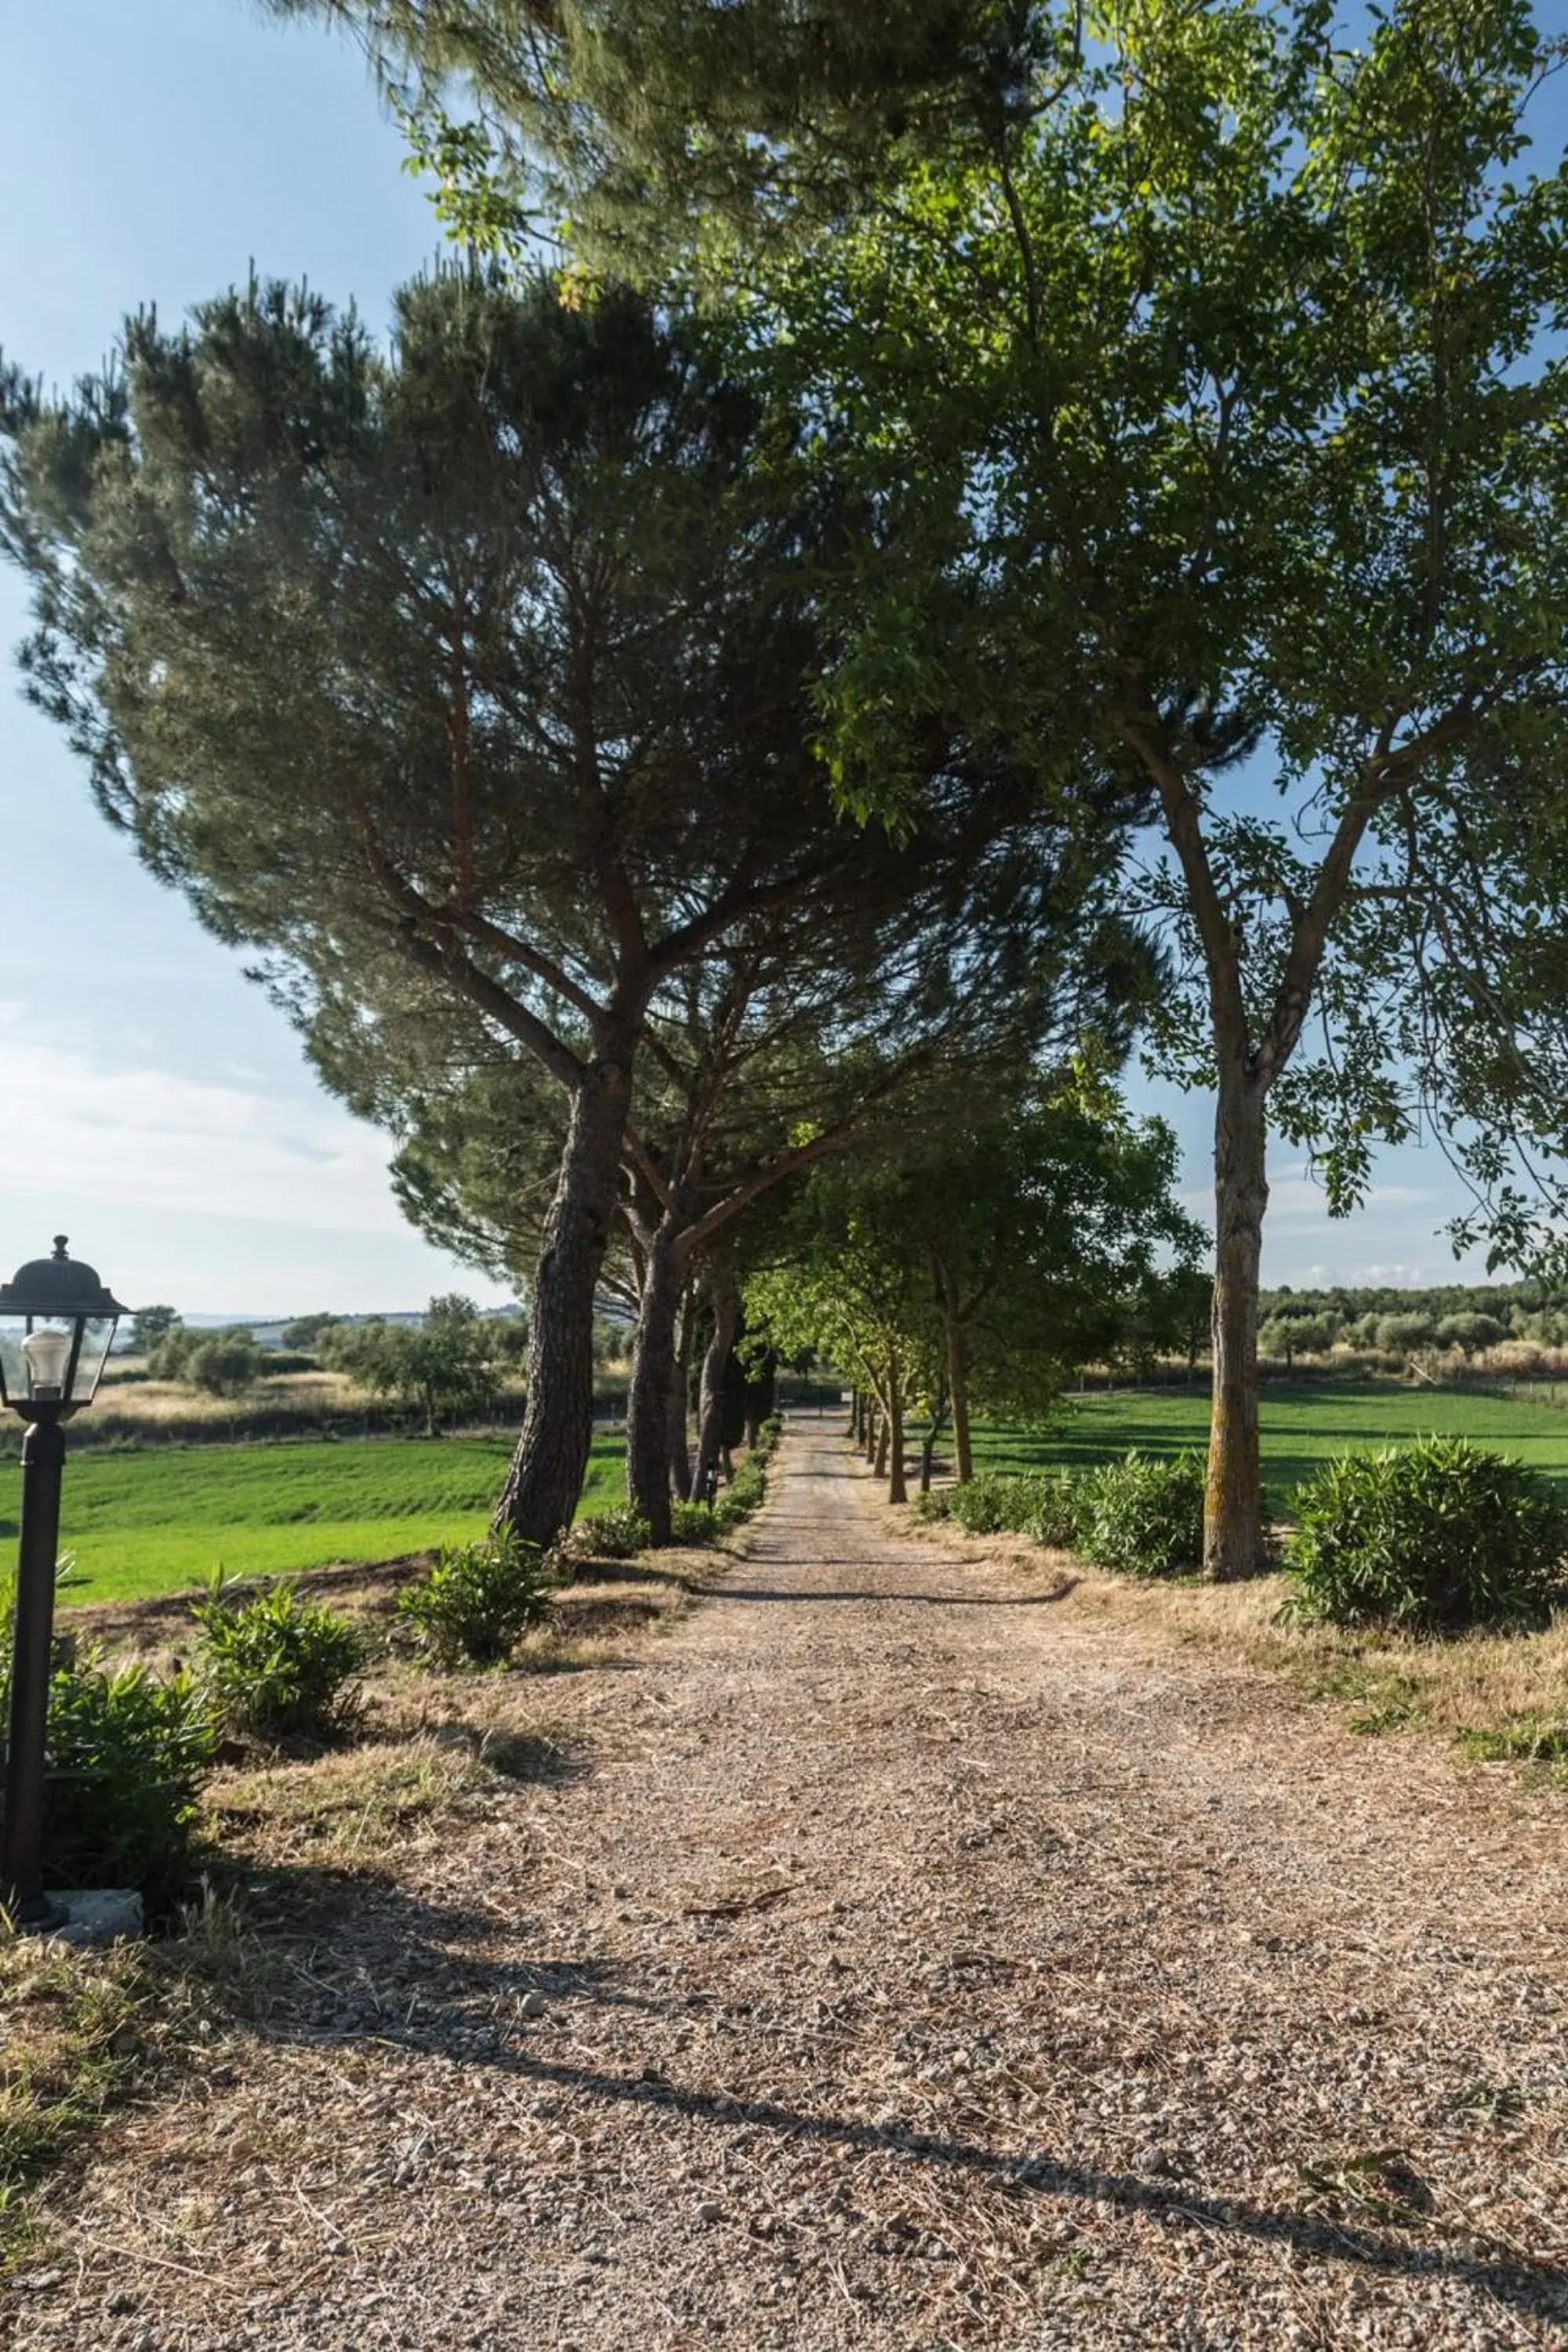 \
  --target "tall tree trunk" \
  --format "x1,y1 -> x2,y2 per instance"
920,1383 -> 949,1494
847,1387 -> 860,1441
494,1030 -> 637,1545
946,1311 -> 973,1485
693,1258 -> 740,1504
626,1223 -> 684,1545
931,1256 -> 974,1486
887,1370 -> 907,1504
669,1283 -> 696,1502
1207,1072 -> 1269,1579
873,1409 -> 889,1479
